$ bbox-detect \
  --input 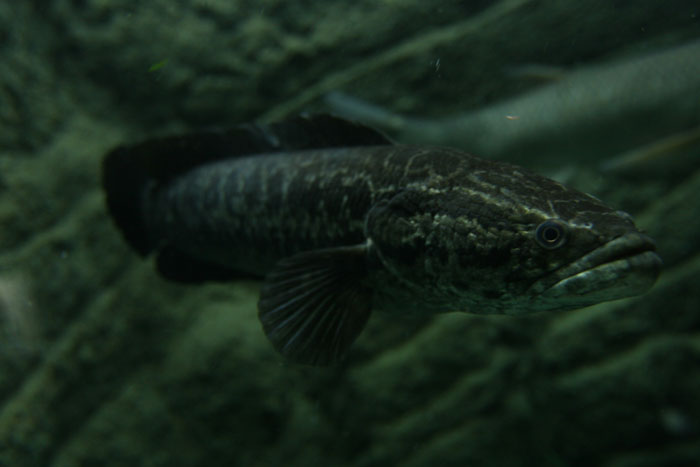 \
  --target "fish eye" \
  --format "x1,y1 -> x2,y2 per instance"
535,219 -> 568,249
